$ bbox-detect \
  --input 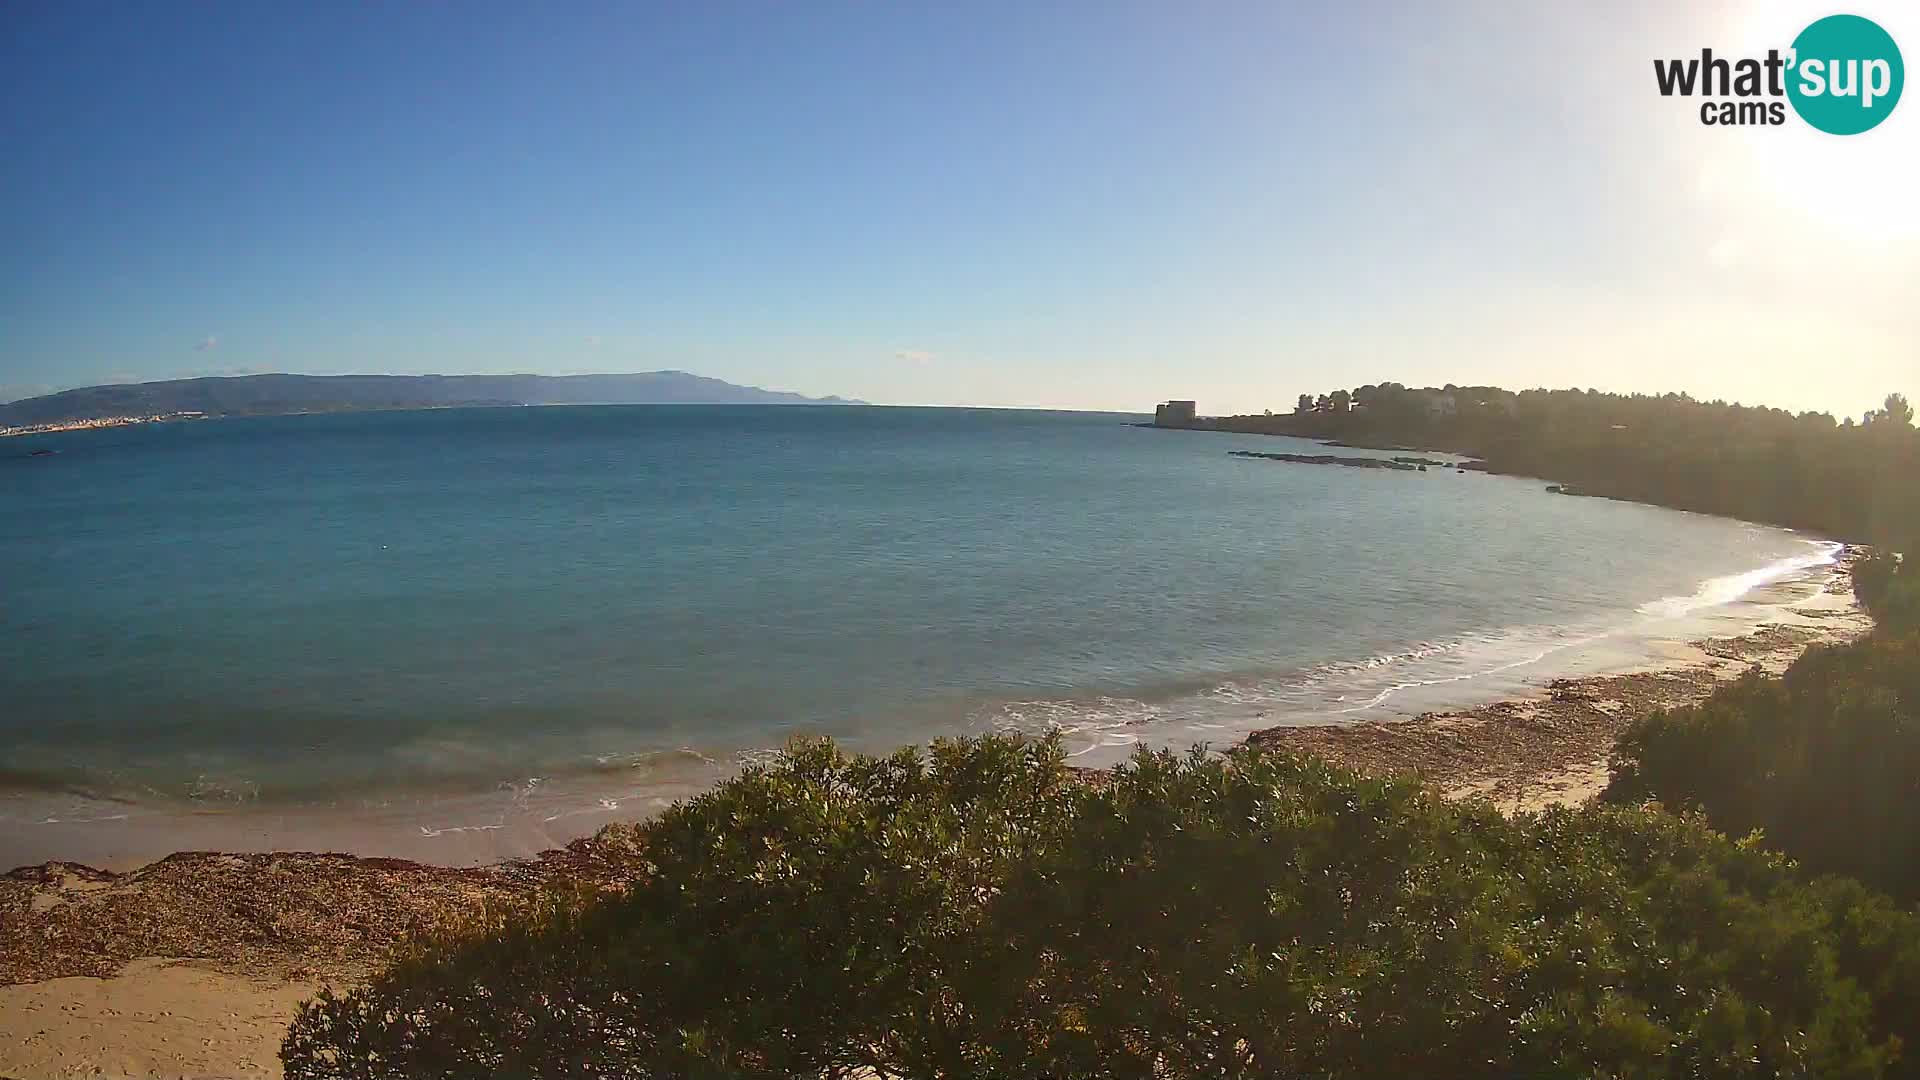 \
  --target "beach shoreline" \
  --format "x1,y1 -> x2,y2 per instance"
1246,602 -> 1870,814
0,555 -> 1873,1079
2,535 -> 1852,875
